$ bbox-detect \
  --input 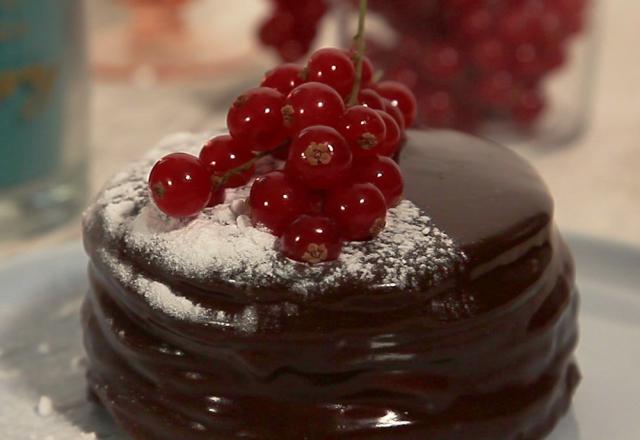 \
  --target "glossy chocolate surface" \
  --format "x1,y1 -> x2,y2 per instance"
82,130 -> 580,439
